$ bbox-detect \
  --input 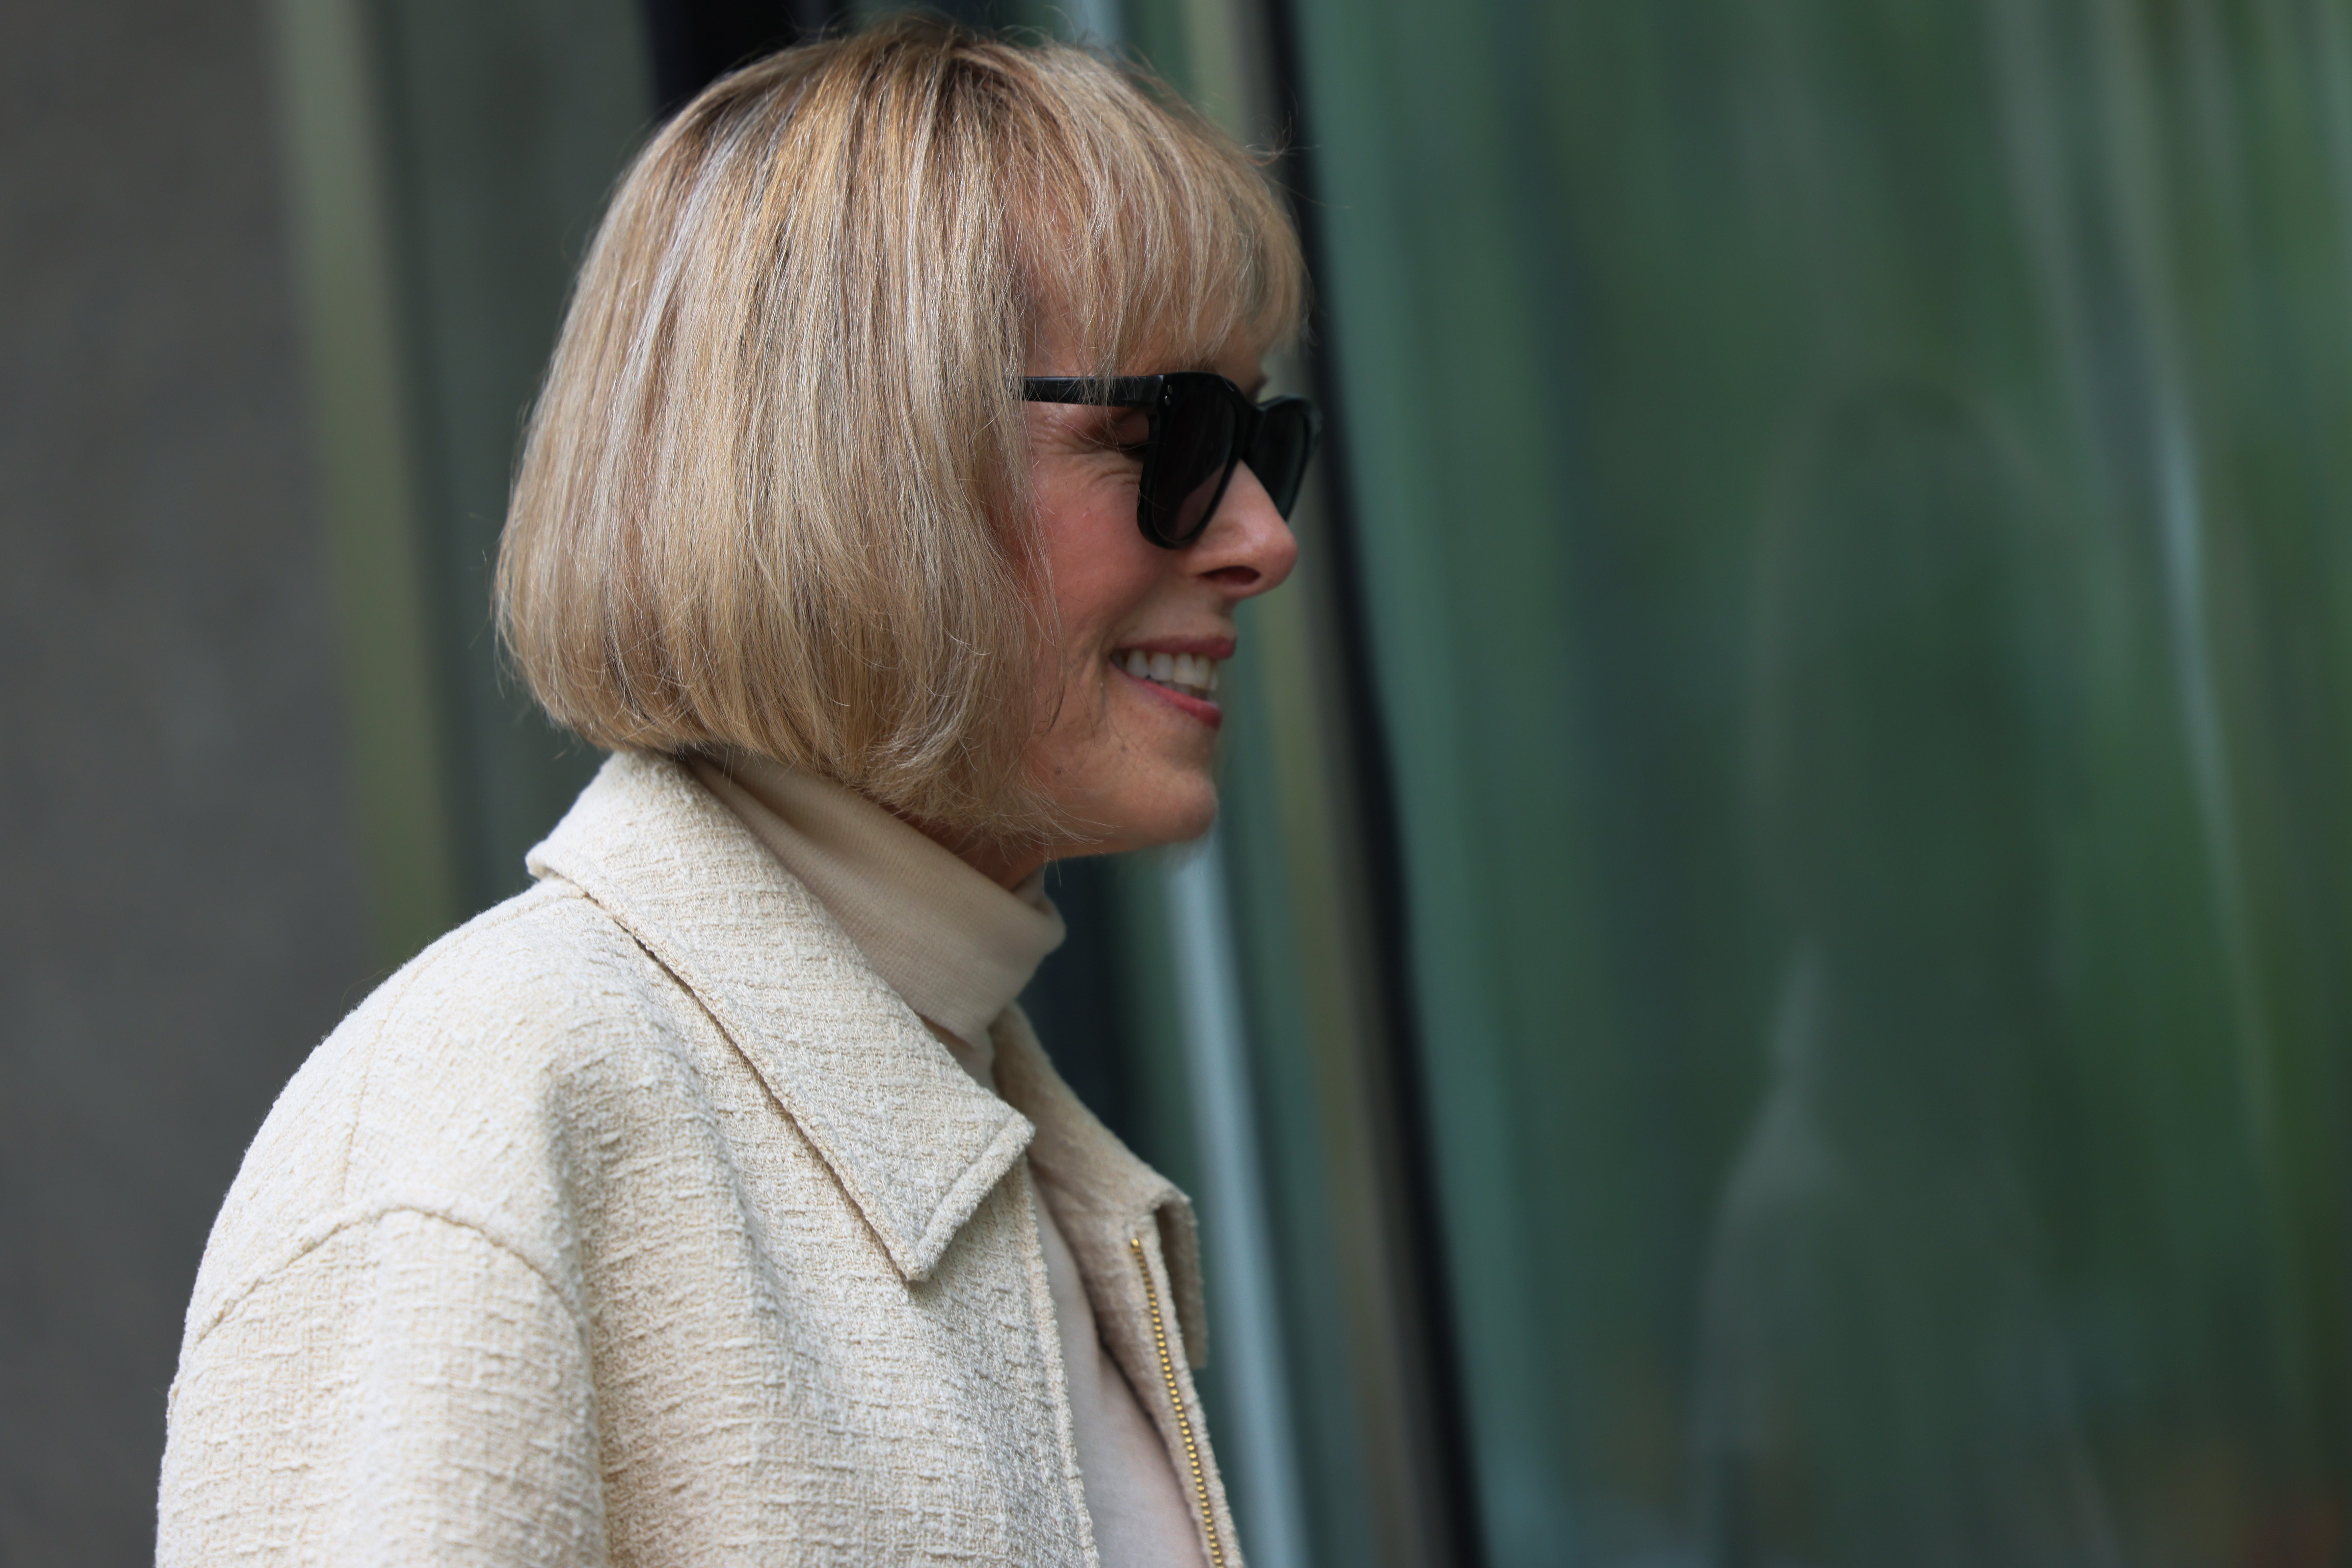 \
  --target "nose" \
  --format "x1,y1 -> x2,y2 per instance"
1185,462 -> 1299,597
